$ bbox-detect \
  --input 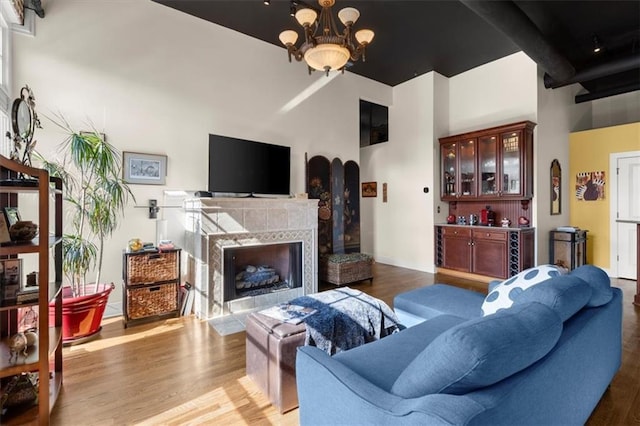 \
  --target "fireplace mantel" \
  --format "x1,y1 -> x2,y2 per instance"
183,197 -> 318,319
